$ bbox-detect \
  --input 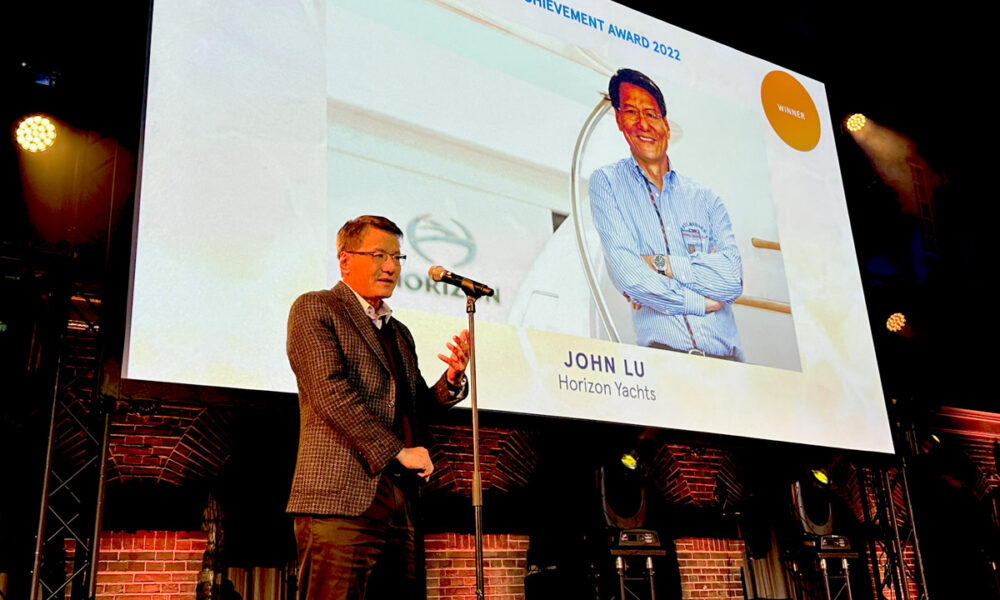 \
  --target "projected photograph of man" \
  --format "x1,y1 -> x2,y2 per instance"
588,68 -> 757,364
